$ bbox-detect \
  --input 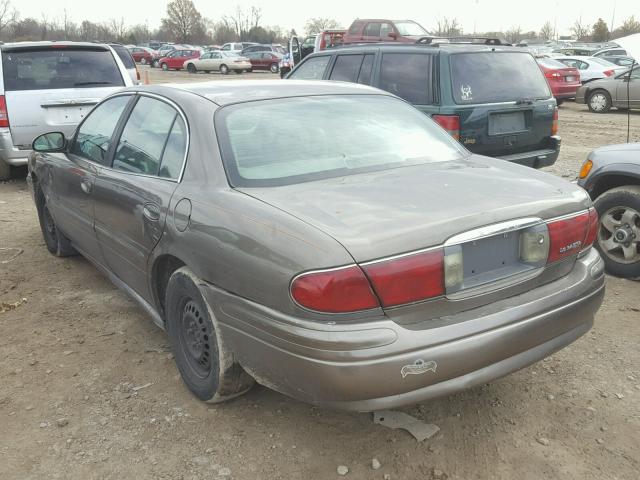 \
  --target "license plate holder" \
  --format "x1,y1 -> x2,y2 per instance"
565,75 -> 576,82
488,111 -> 527,135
